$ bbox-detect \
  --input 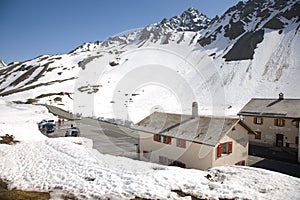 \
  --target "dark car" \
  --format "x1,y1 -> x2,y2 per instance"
38,121 -> 56,134
44,123 -> 56,133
